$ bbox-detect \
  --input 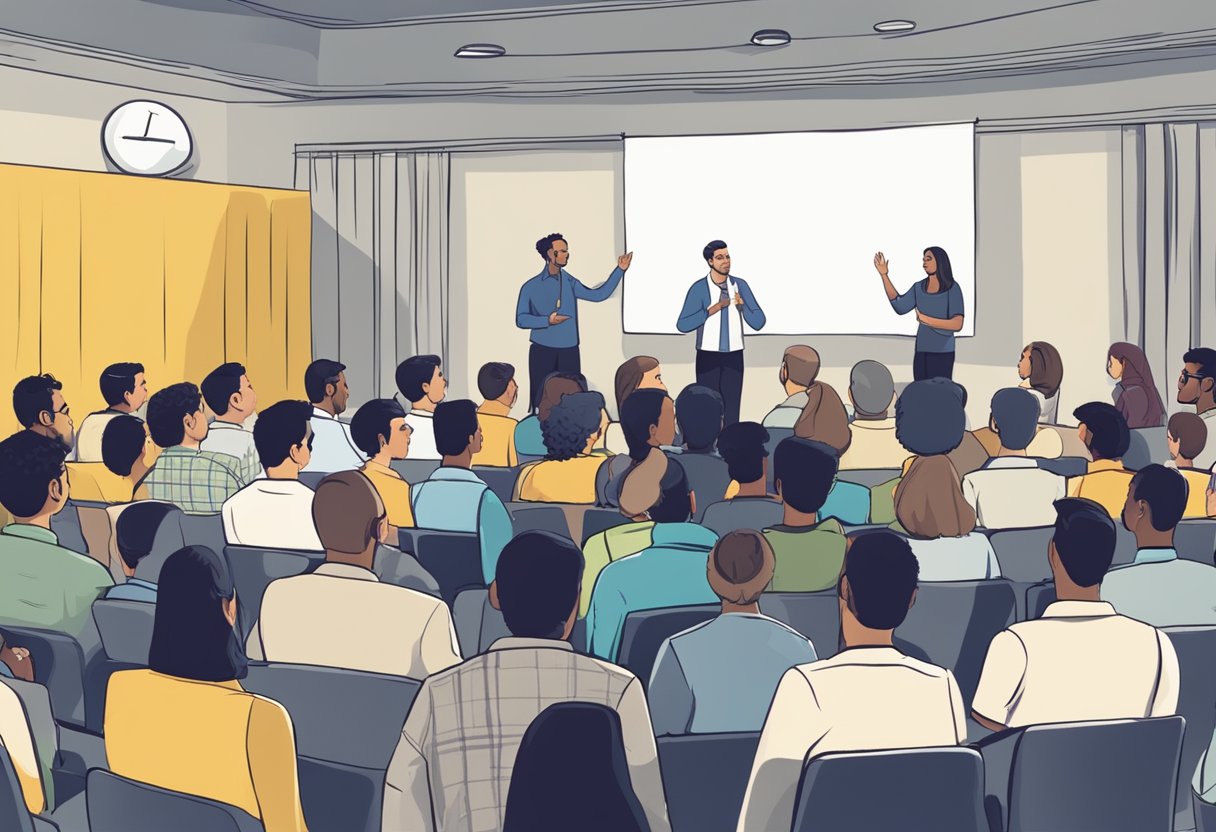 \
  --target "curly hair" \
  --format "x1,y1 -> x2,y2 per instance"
541,391 -> 605,461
